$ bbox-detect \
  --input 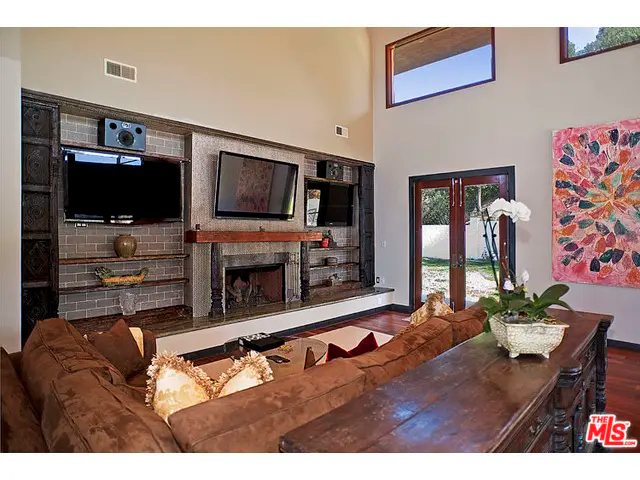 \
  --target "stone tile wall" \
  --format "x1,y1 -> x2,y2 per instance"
60,114 -> 185,157
58,114 -> 186,319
